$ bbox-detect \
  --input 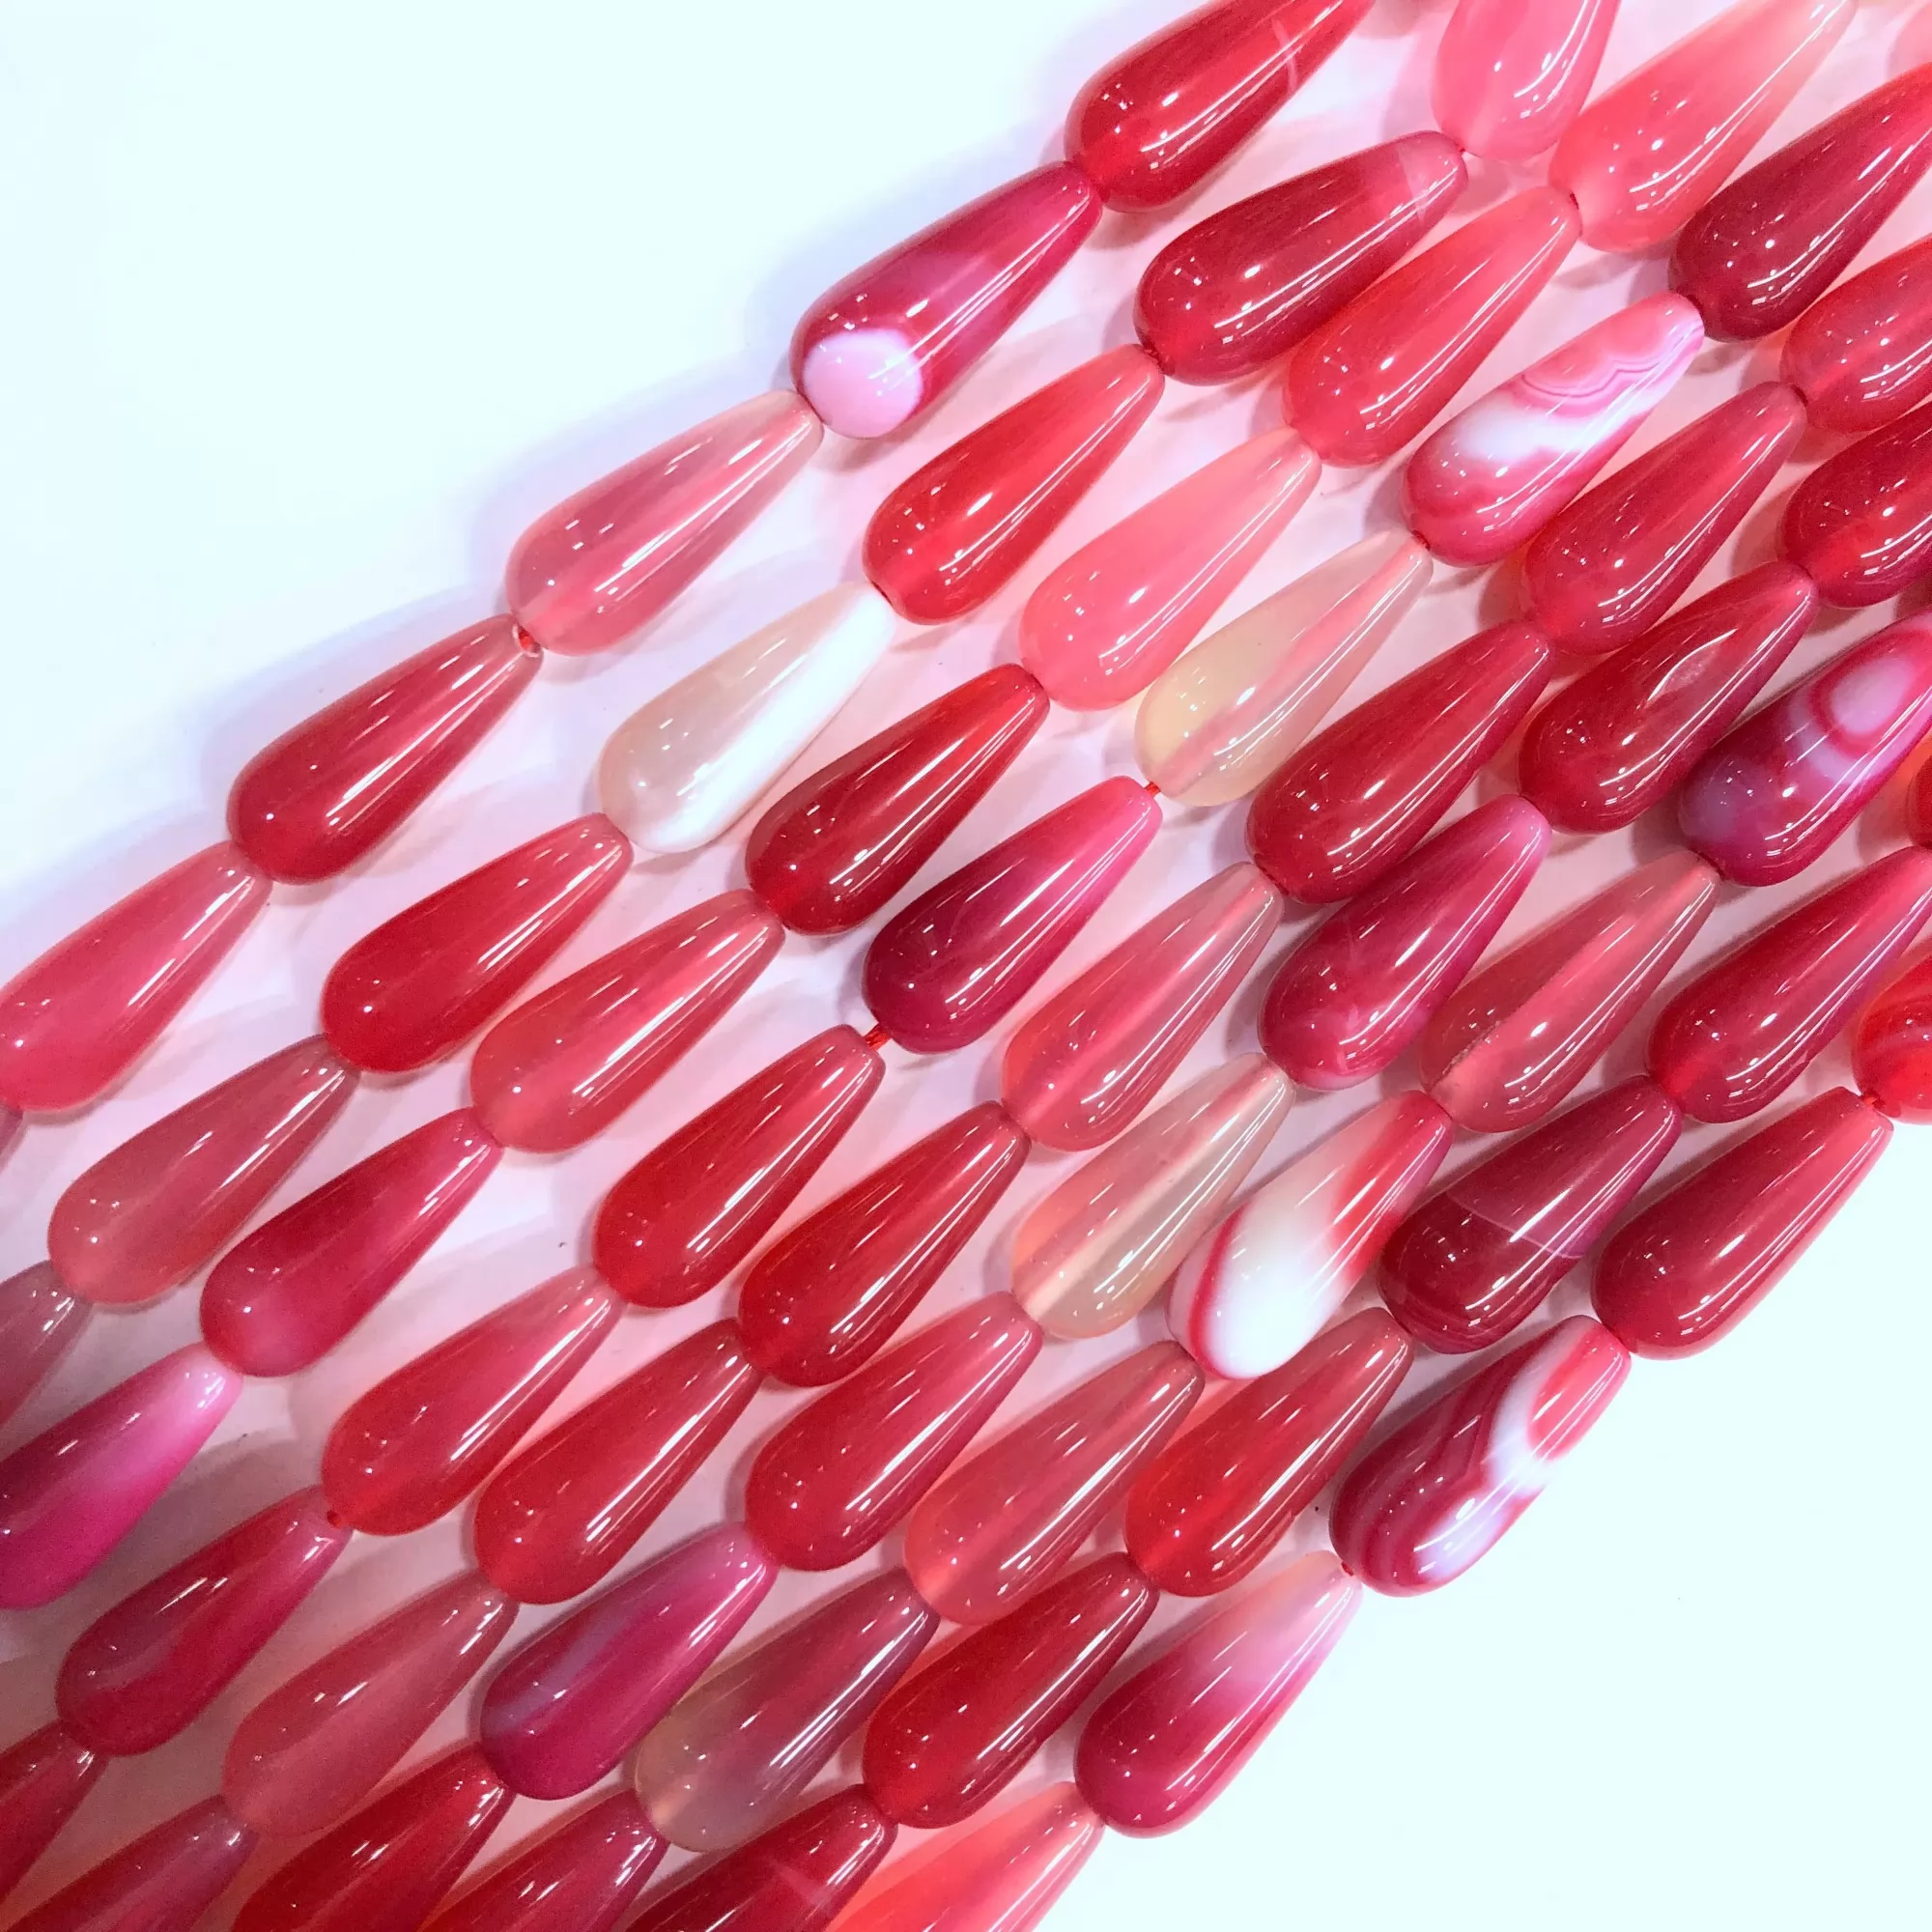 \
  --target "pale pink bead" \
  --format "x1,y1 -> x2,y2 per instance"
1433,0 -> 1619,161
